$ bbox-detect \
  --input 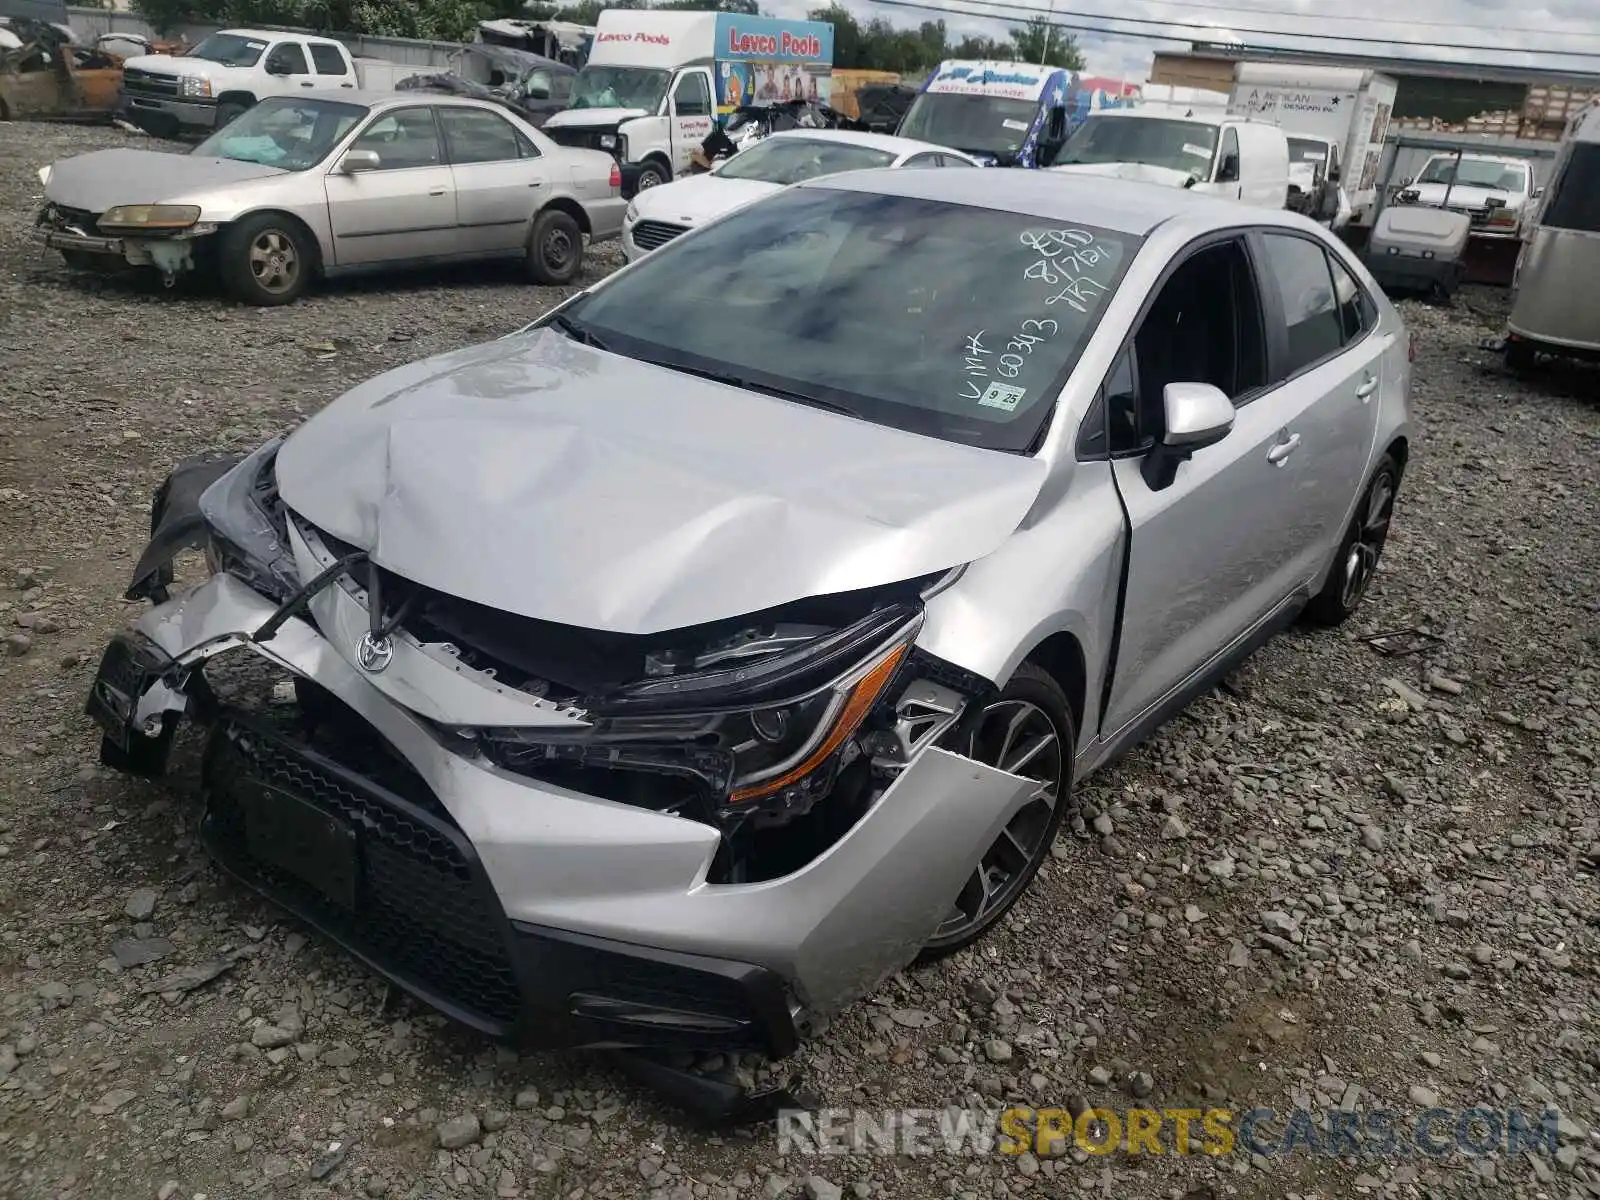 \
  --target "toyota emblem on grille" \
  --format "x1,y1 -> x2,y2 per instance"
357,632 -> 394,673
